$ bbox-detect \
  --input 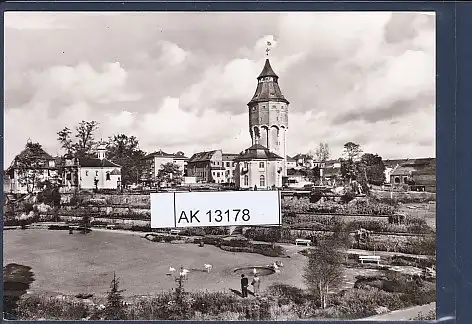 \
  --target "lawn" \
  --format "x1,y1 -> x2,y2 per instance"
4,229 -> 307,297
